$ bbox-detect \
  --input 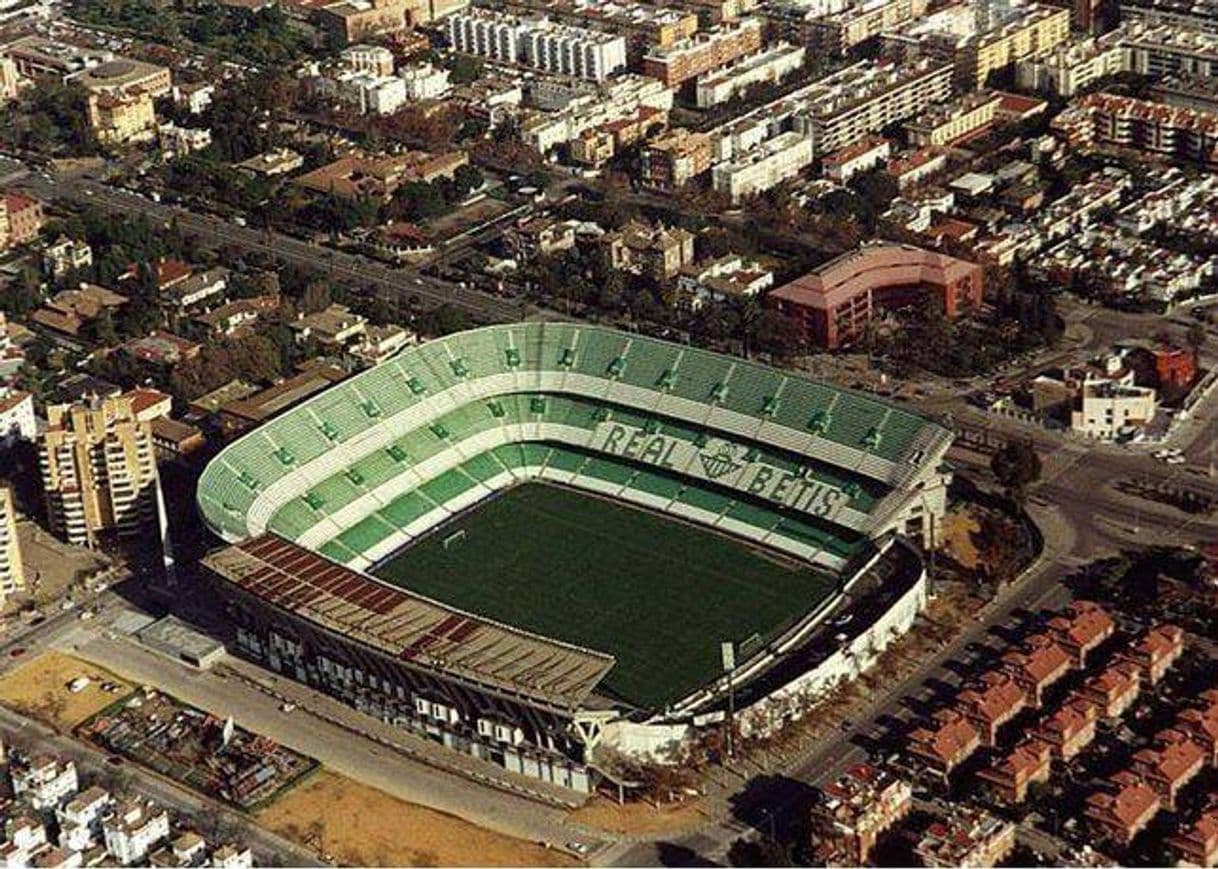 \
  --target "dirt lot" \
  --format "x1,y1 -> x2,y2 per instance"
257,770 -> 577,867
569,796 -> 706,835
0,651 -> 132,729
940,506 -> 982,570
